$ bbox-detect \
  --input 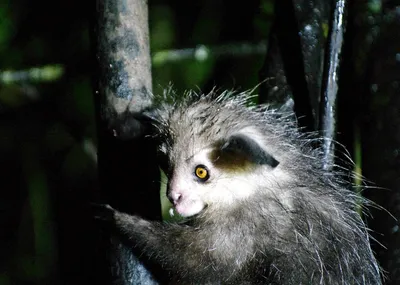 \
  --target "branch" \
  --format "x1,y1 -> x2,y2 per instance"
0,65 -> 64,84
0,43 -> 267,85
153,42 -> 267,66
